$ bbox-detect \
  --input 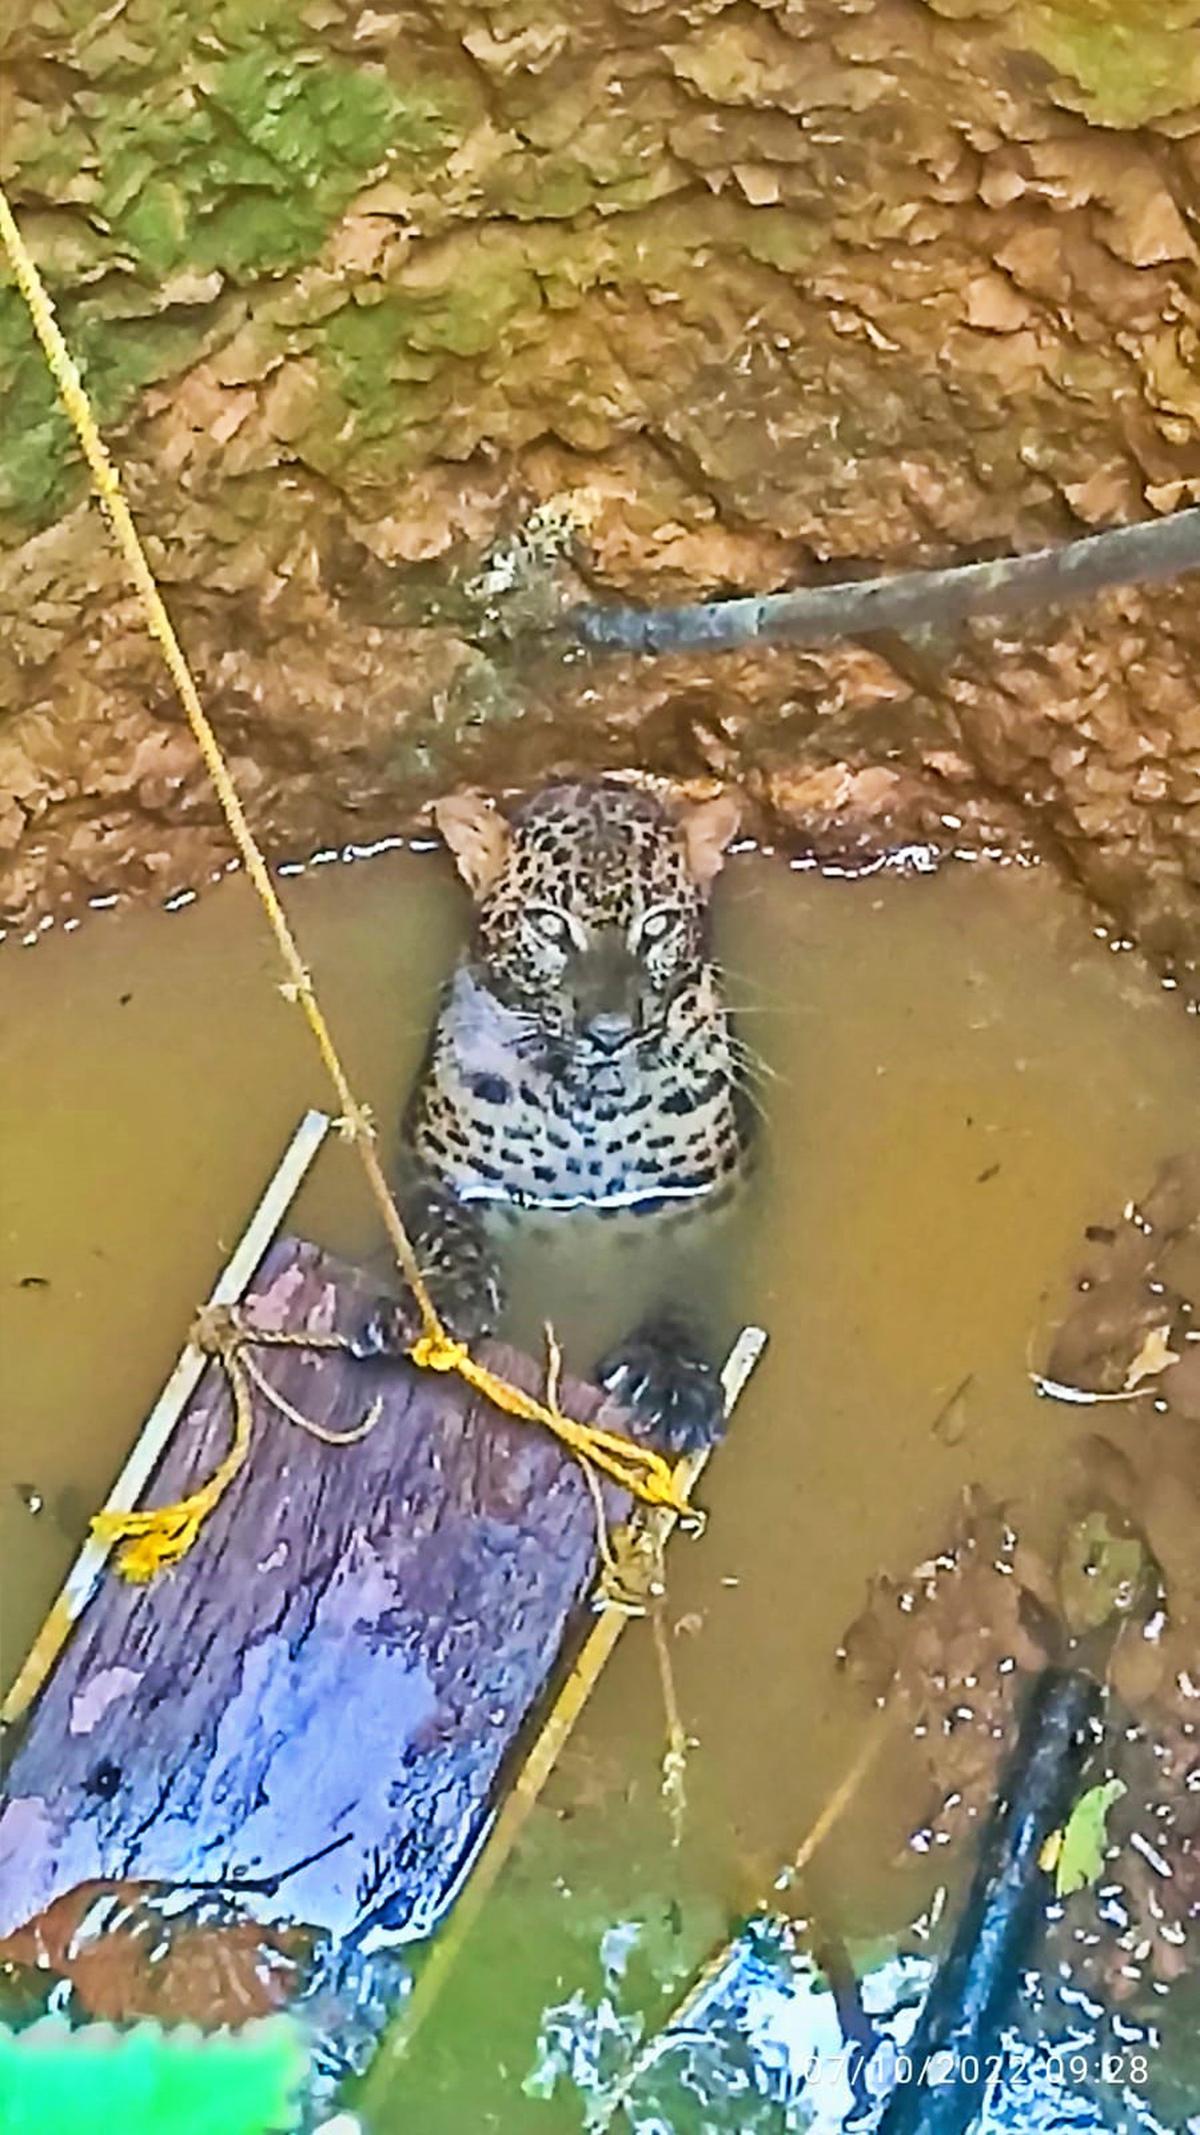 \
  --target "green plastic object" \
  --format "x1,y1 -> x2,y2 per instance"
0,2016 -> 306,2135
